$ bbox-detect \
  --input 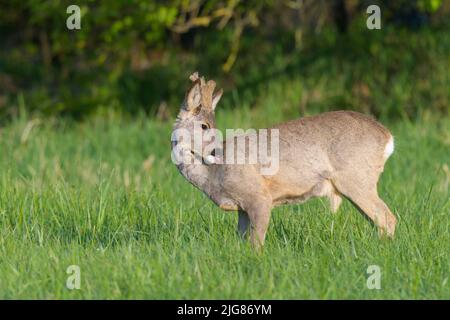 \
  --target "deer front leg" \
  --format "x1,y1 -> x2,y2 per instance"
245,201 -> 272,249
237,210 -> 250,239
